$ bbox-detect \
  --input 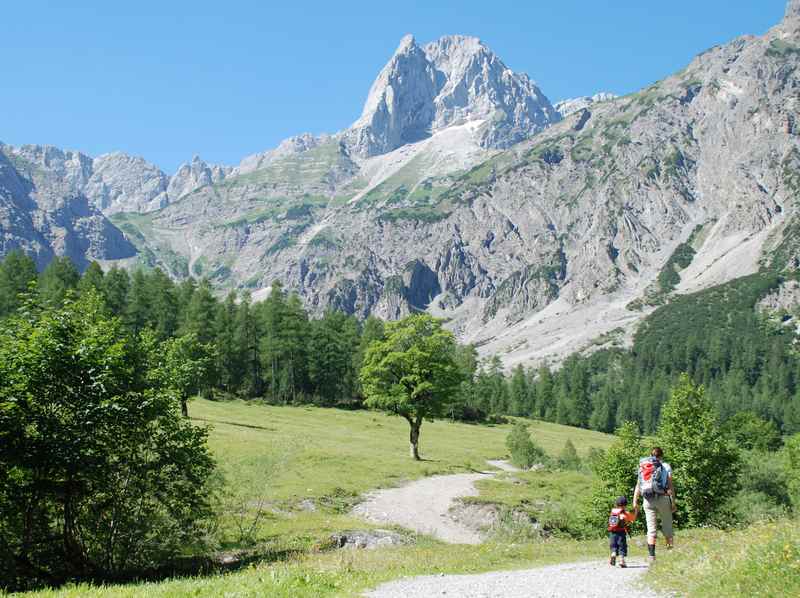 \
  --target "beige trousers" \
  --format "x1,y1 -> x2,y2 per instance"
643,494 -> 673,541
